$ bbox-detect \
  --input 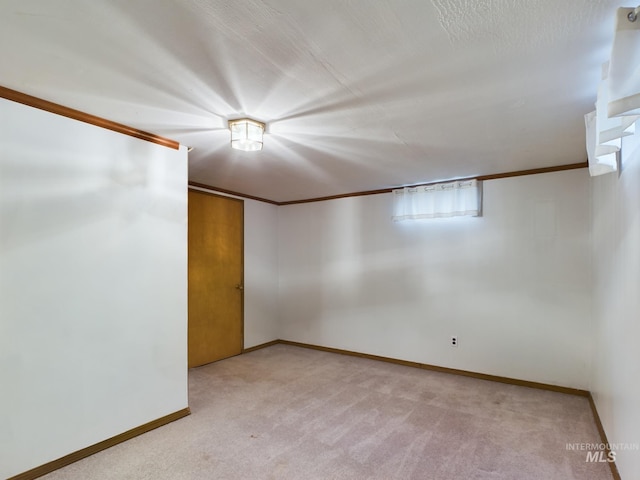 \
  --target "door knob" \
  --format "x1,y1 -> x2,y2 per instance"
236,284 -> 244,290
